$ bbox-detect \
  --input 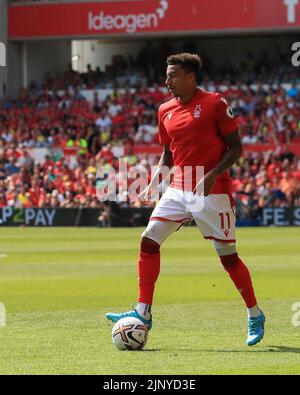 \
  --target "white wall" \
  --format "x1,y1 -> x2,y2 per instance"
72,39 -> 143,72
